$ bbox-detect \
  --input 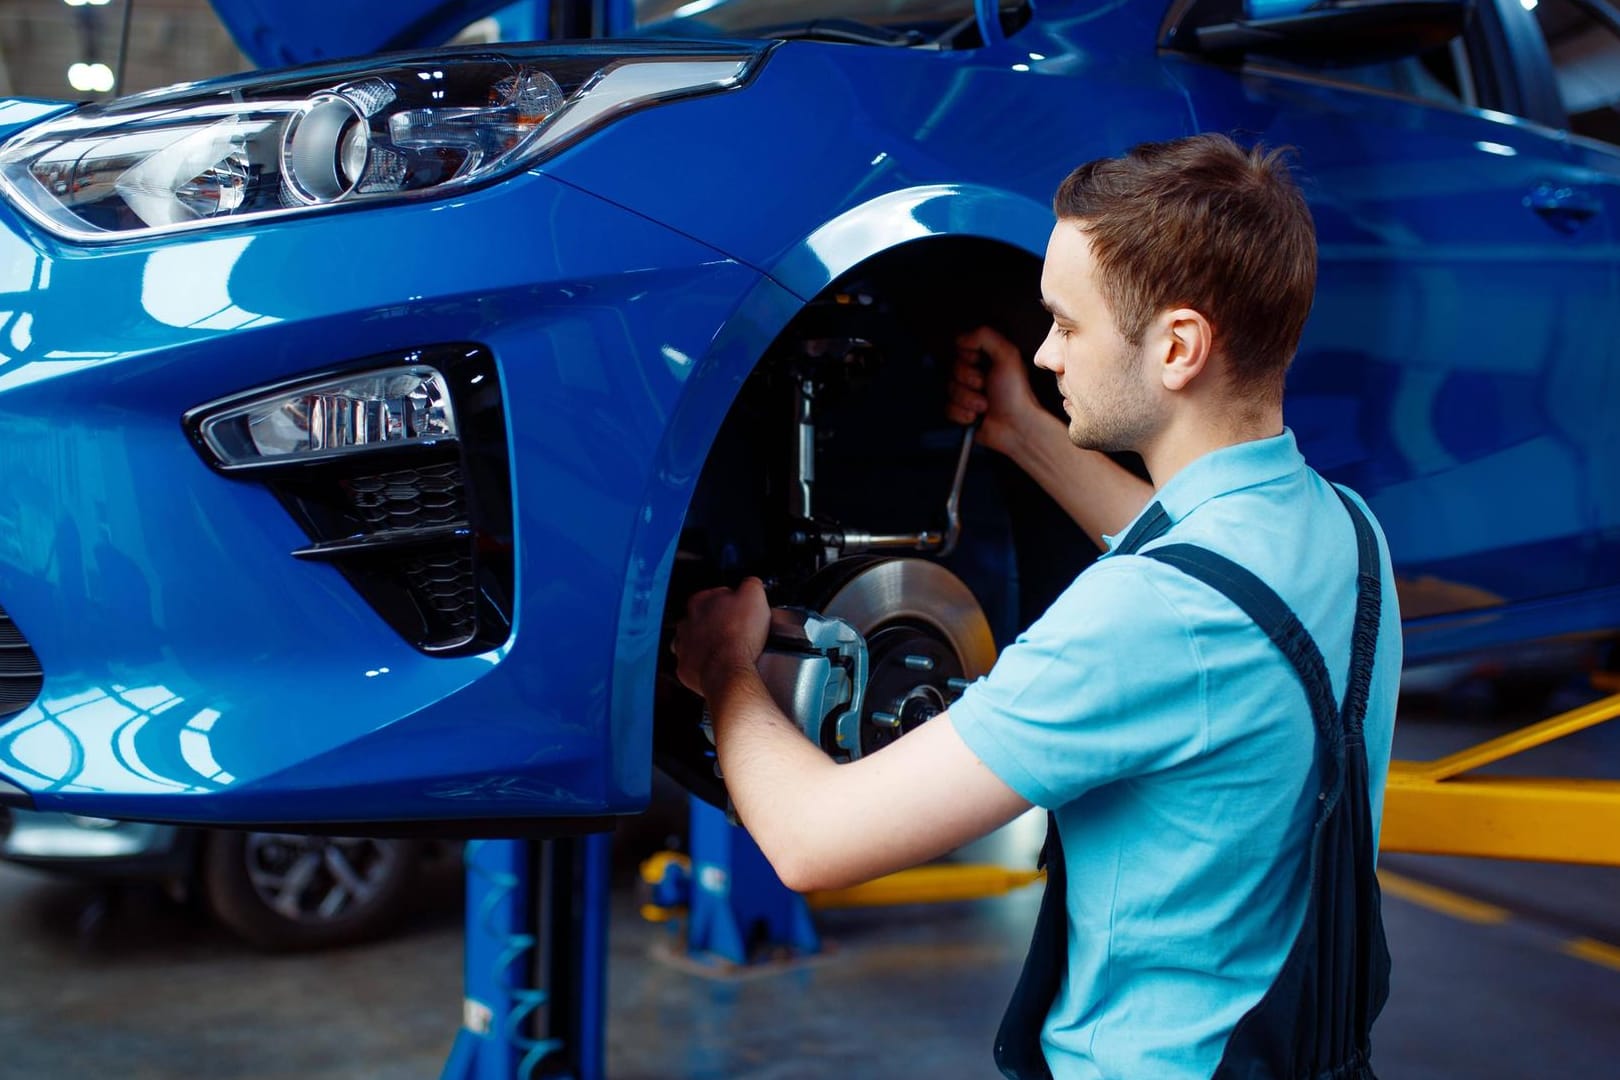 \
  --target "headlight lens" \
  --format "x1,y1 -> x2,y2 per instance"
0,44 -> 764,242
